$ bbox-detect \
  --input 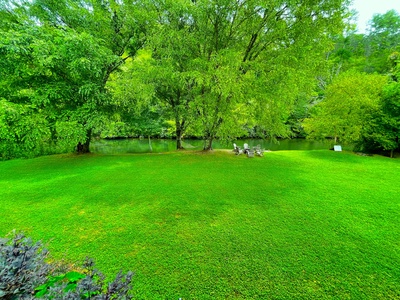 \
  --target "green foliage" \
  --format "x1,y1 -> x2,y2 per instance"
285,94 -> 314,137
0,22 -> 107,157
54,121 -> 88,153
303,71 -> 387,146
0,100 -> 51,160
0,233 -> 134,300
130,108 -> 168,138
98,121 -> 134,139
365,10 -> 400,73
34,271 -> 86,298
328,10 -> 400,77
324,10 -> 400,102
360,72 -> 400,155
97,108 -> 170,139
114,0 -> 351,150
0,0 -> 153,157
8,1 -> 400,157
0,233 -> 50,299
191,0 -> 349,148
330,33 -> 367,74
313,10 -> 400,155
35,258 -> 134,299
